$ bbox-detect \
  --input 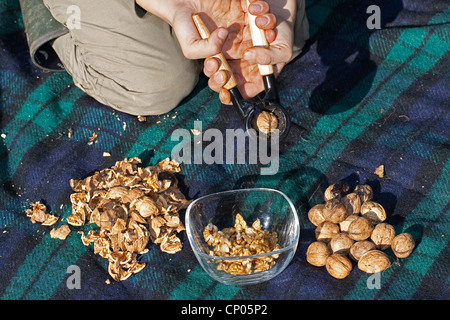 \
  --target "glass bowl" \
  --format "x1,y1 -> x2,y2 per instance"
185,188 -> 300,286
